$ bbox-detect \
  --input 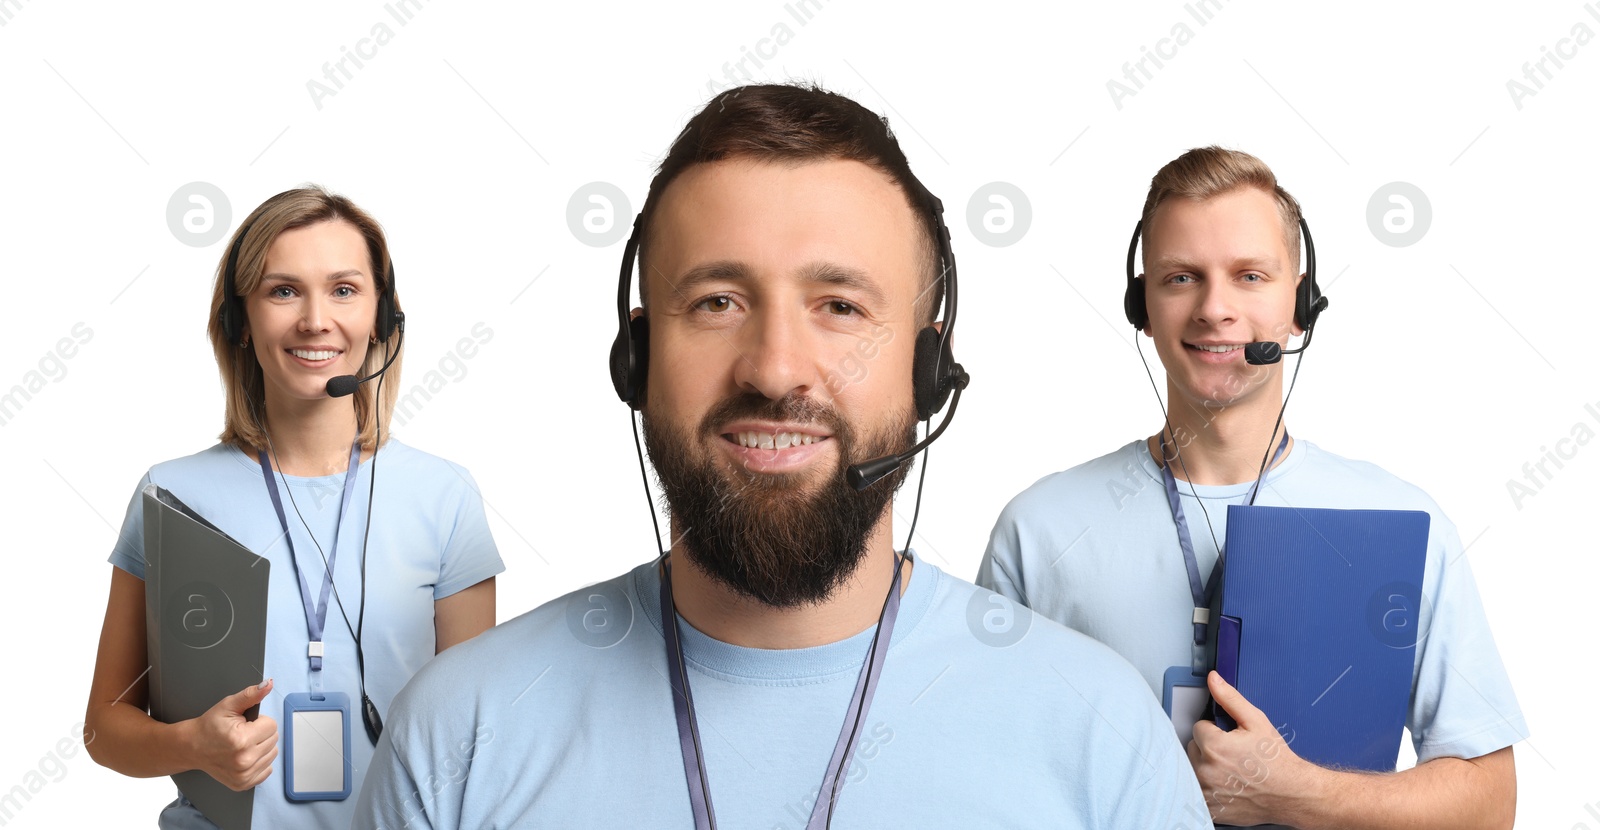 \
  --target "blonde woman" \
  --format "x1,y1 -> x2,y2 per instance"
85,187 -> 503,828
